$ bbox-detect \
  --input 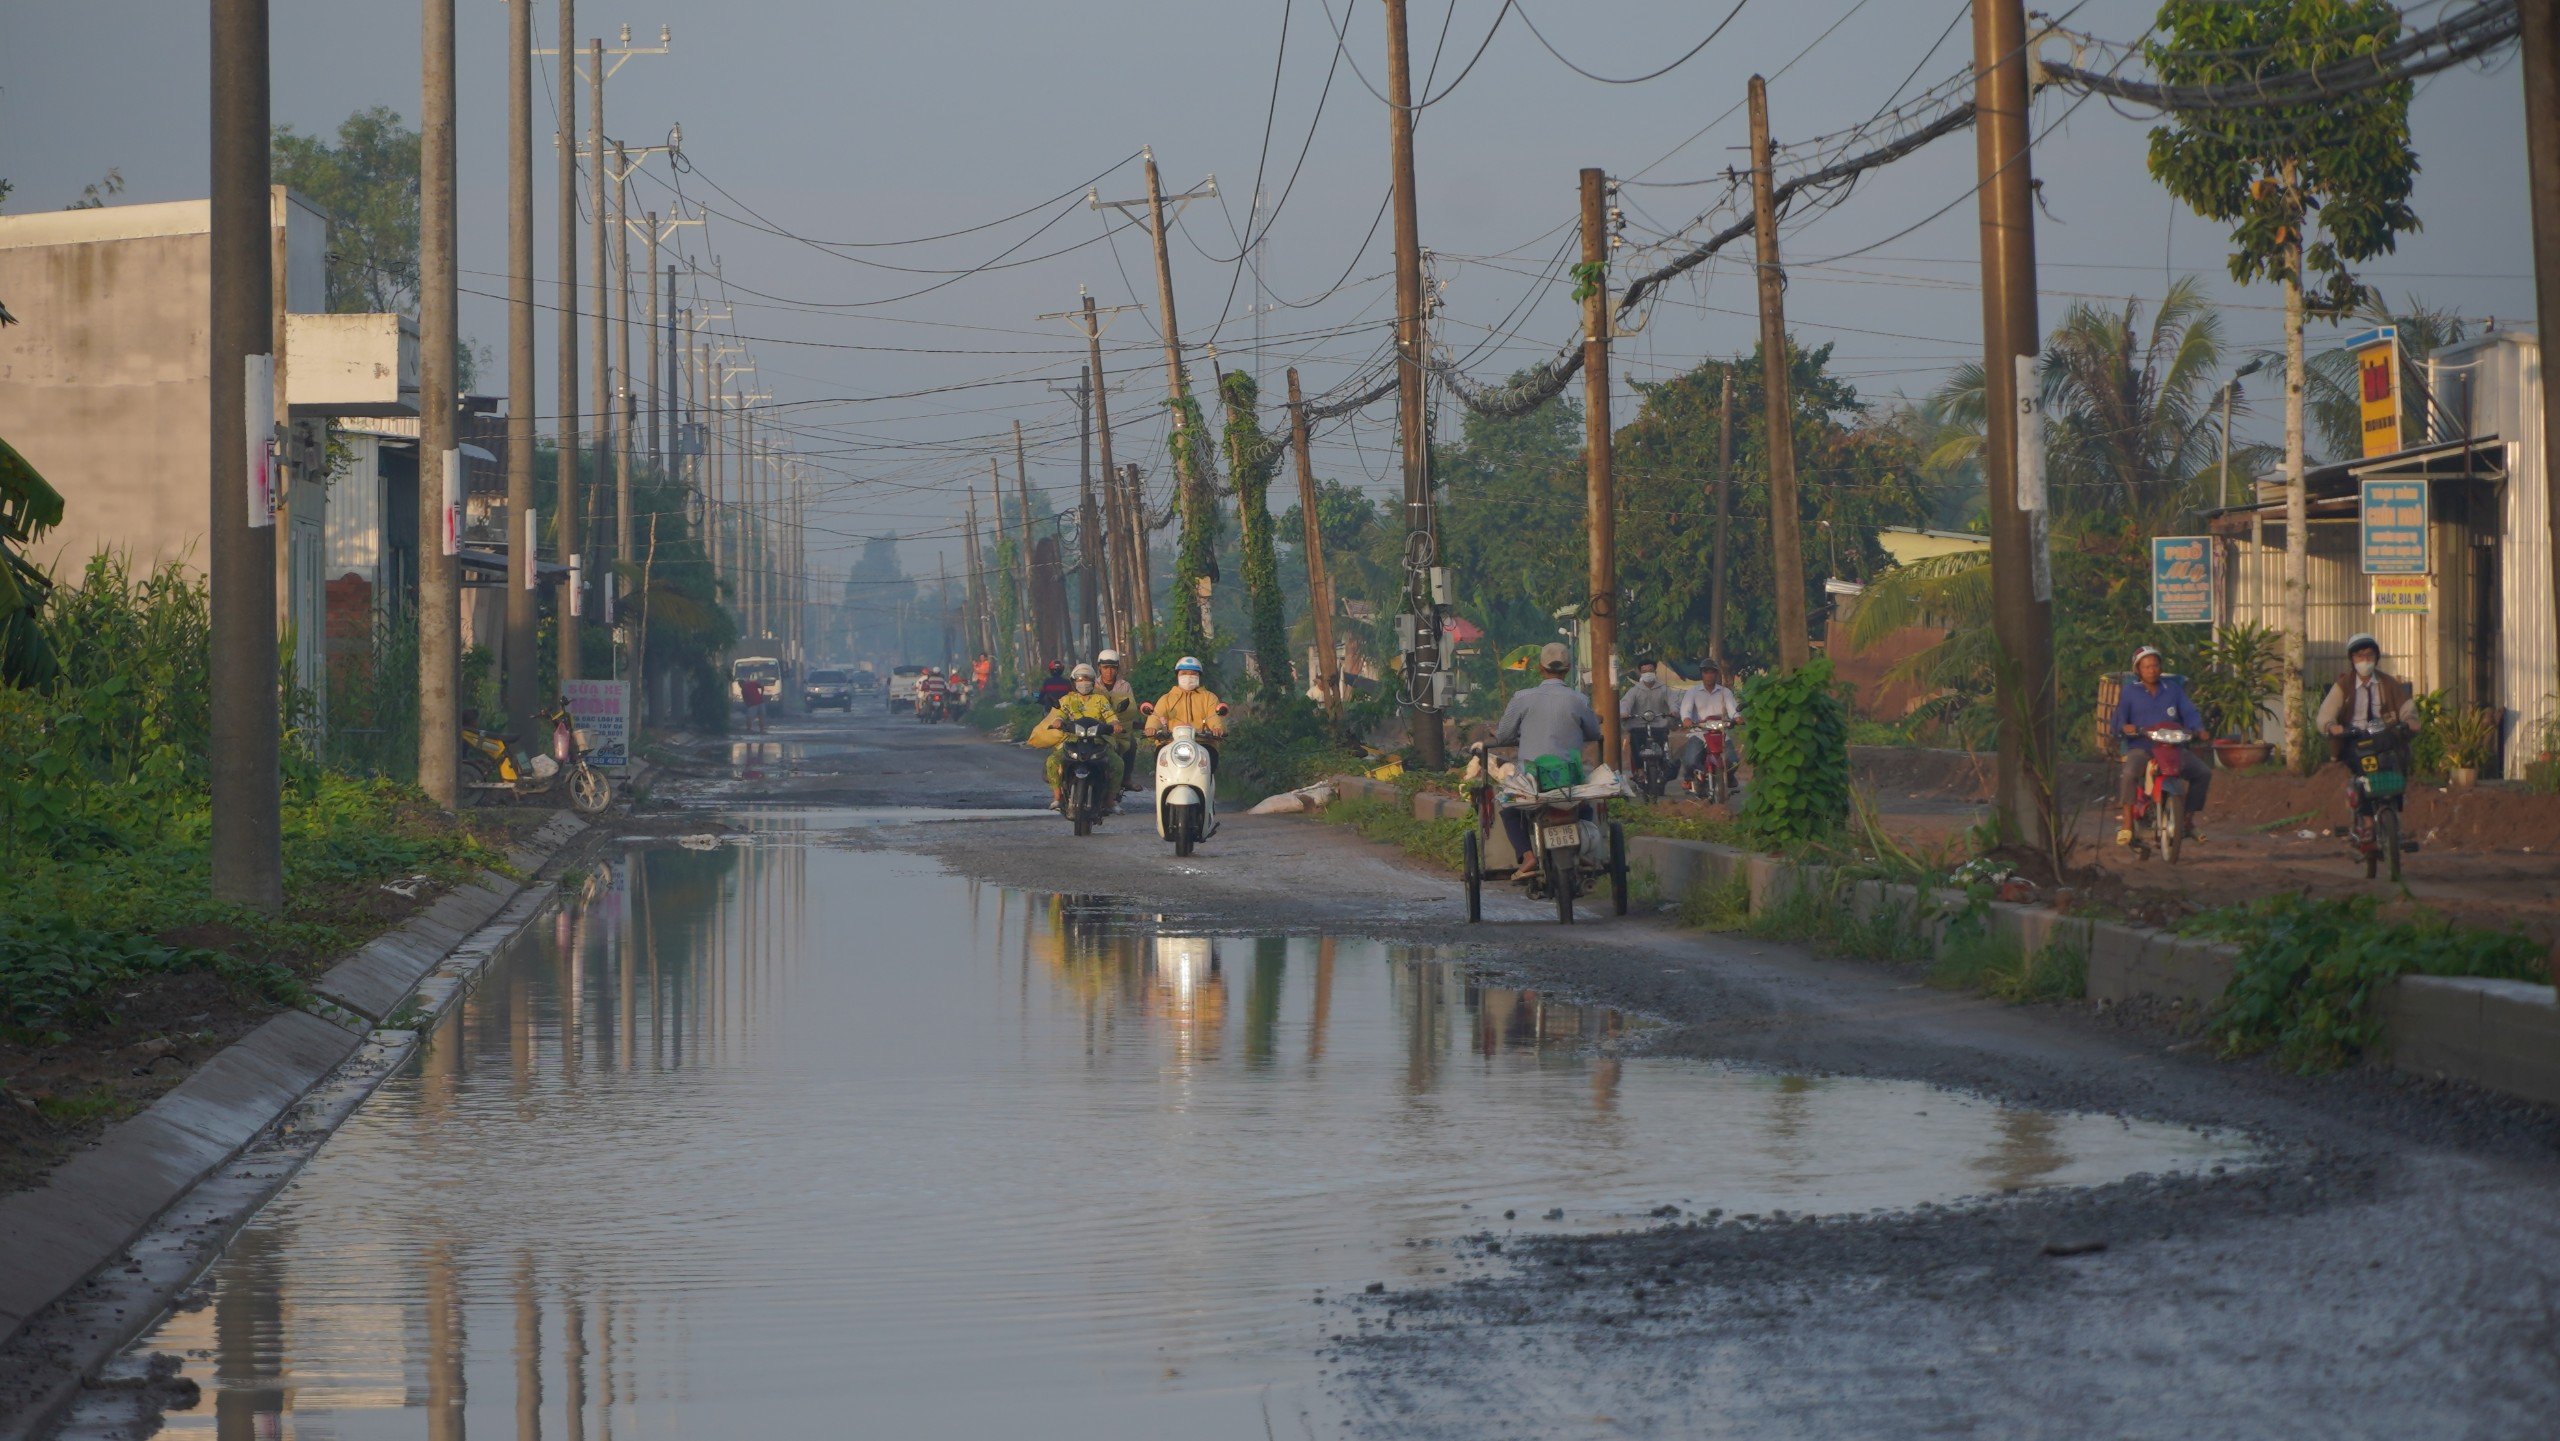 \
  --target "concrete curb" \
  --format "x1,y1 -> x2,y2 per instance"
0,809 -> 589,1364
1314,777 -> 2558,1111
